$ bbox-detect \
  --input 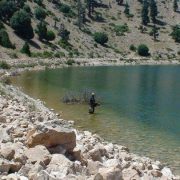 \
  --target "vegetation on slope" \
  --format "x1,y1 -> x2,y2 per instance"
0,0 -> 179,59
